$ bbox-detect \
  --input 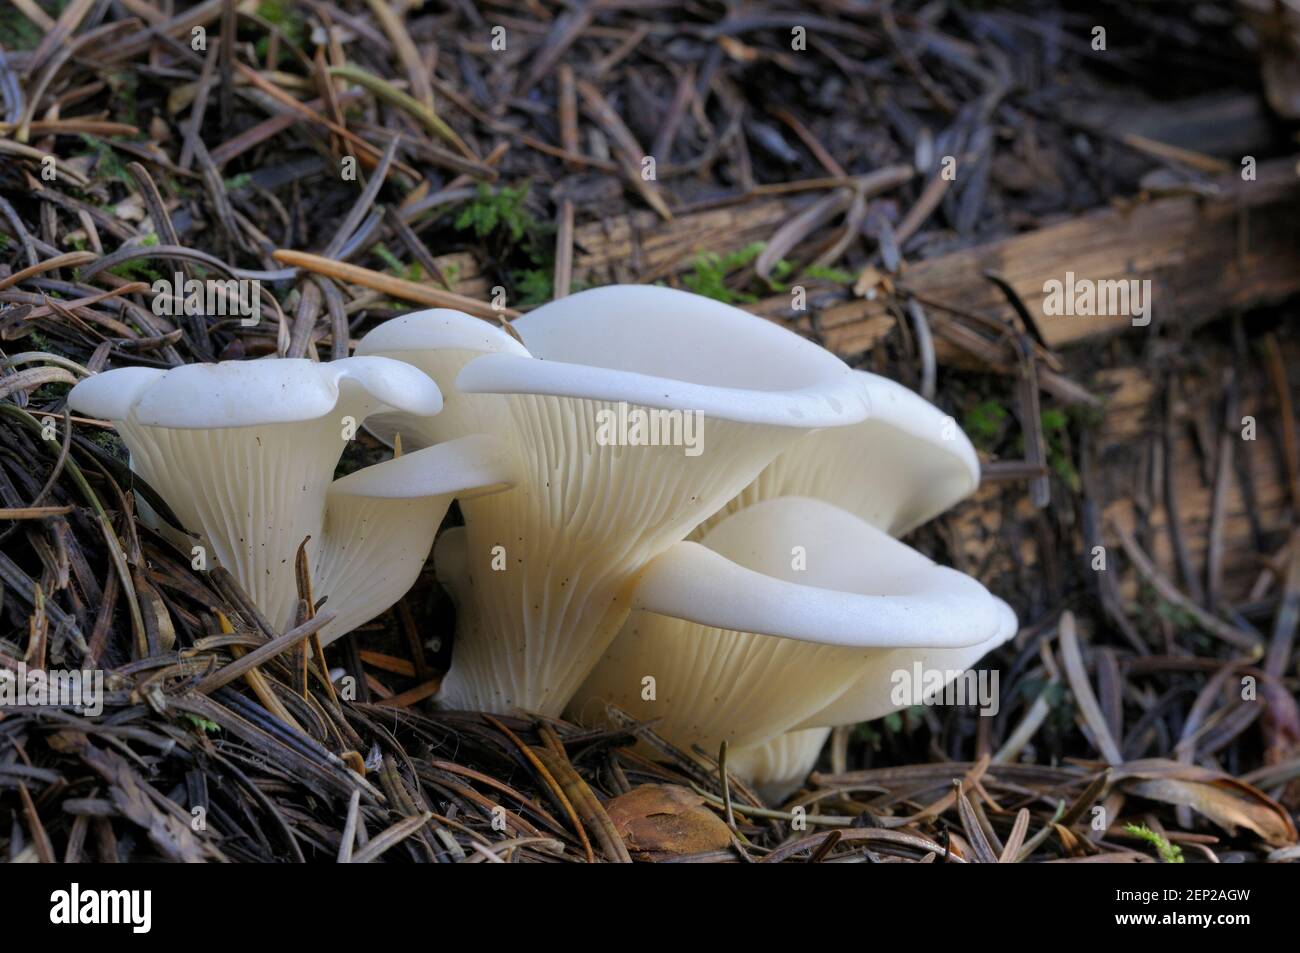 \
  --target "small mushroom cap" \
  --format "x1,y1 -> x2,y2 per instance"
354,309 -> 525,449
355,308 -> 530,359
327,433 -> 515,500
634,496 -> 1004,649
433,523 -> 469,589
69,356 -> 442,428
457,285 -> 870,428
